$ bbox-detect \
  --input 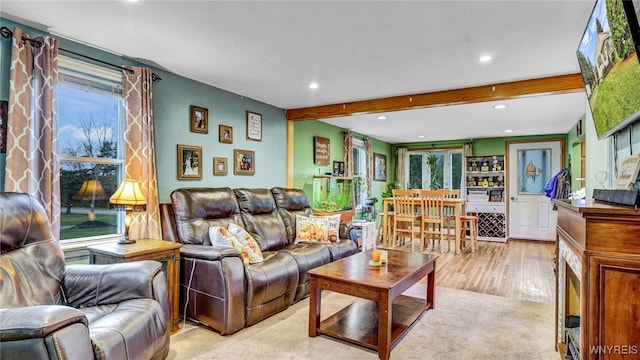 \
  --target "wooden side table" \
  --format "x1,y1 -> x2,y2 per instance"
88,239 -> 181,334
